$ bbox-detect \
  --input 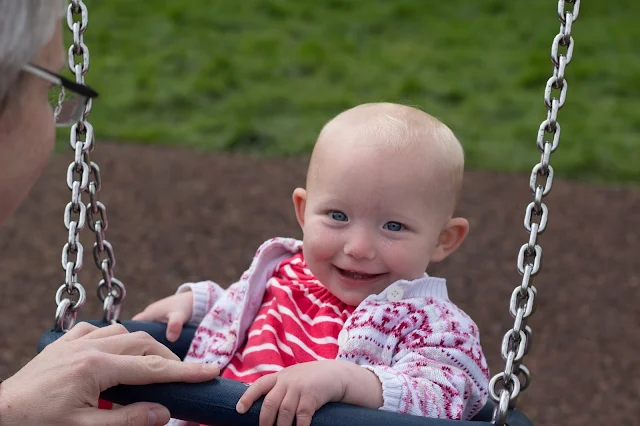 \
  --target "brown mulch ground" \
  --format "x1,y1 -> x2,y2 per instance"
1,142 -> 638,426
